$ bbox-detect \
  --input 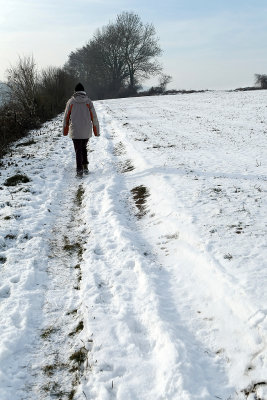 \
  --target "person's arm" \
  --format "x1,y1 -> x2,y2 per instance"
63,101 -> 73,136
87,101 -> 100,136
